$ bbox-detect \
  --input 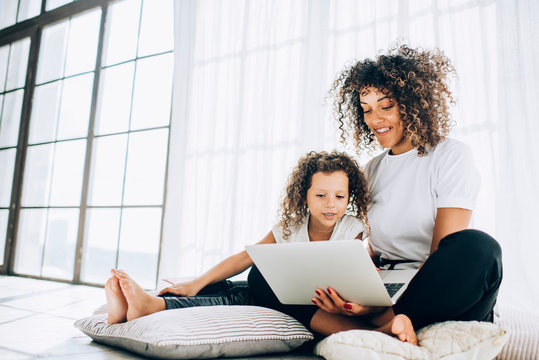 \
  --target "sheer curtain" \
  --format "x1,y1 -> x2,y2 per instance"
160,0 -> 338,283
161,0 -> 539,315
